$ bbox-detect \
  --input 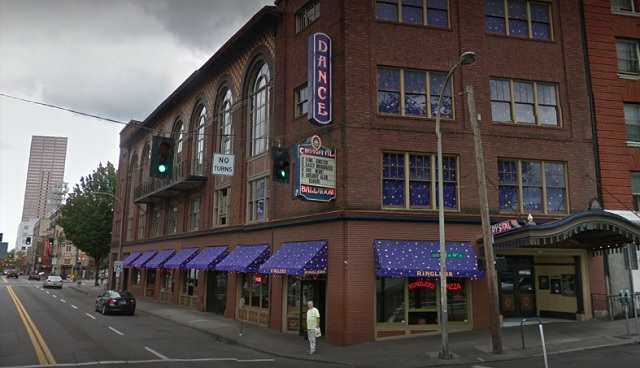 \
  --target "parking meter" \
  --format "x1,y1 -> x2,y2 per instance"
619,290 -> 632,304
